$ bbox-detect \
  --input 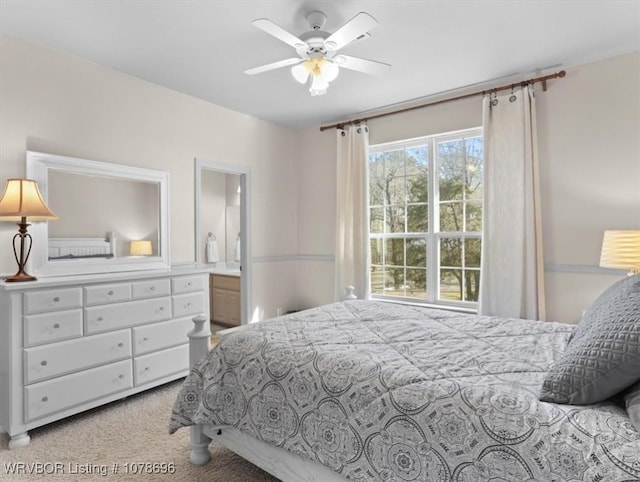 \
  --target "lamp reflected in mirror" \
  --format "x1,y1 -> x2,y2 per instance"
129,239 -> 152,257
0,179 -> 58,282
